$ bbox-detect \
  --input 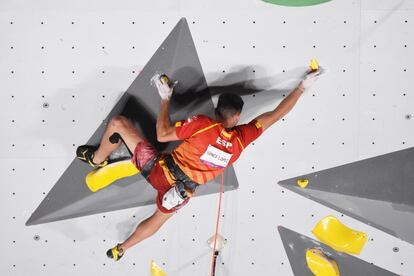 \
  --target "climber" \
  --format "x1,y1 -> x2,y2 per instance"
76,71 -> 319,261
